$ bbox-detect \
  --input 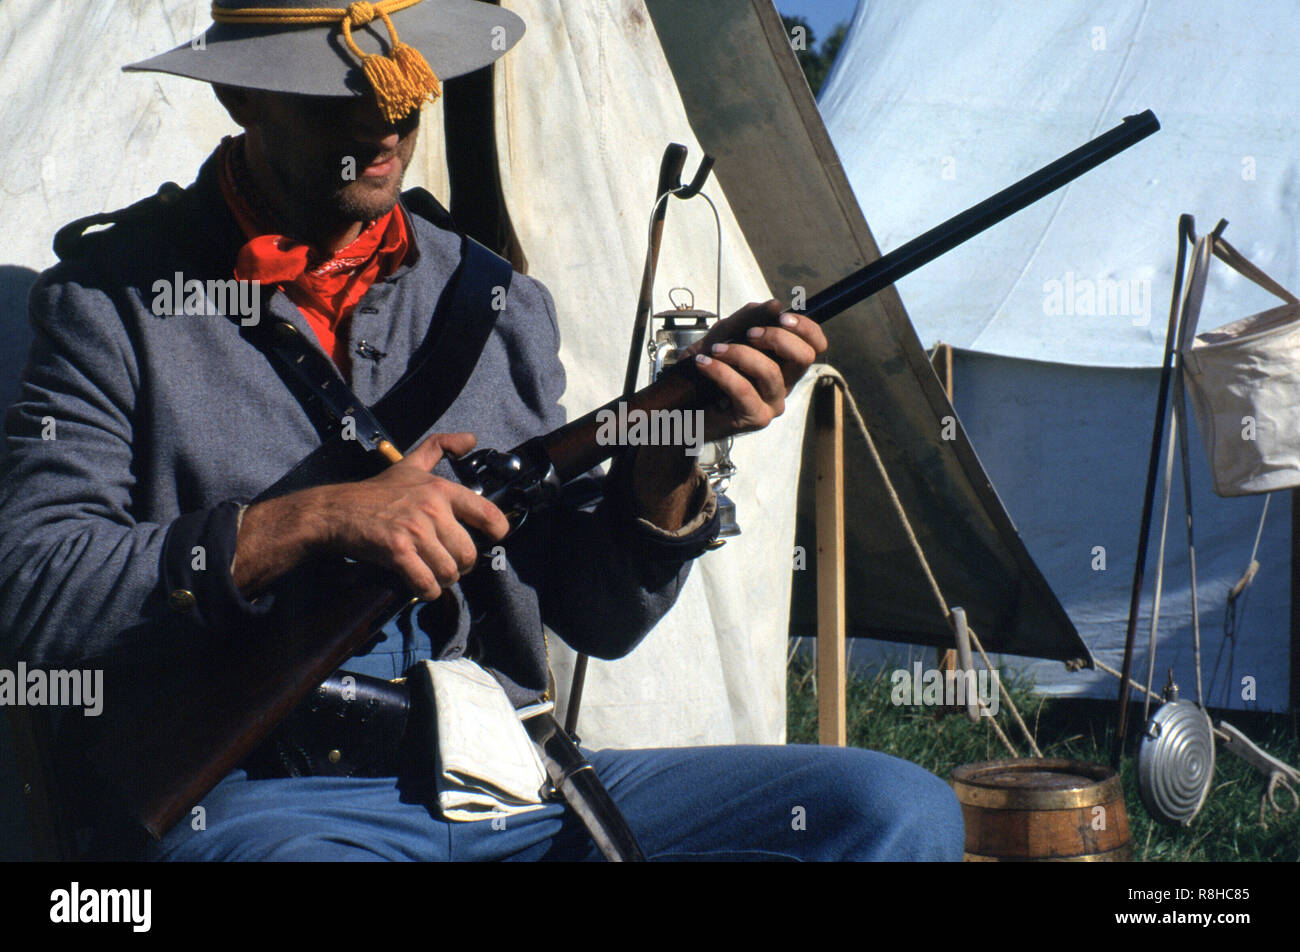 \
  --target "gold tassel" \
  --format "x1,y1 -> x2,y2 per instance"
393,42 -> 441,101
359,44 -> 440,122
